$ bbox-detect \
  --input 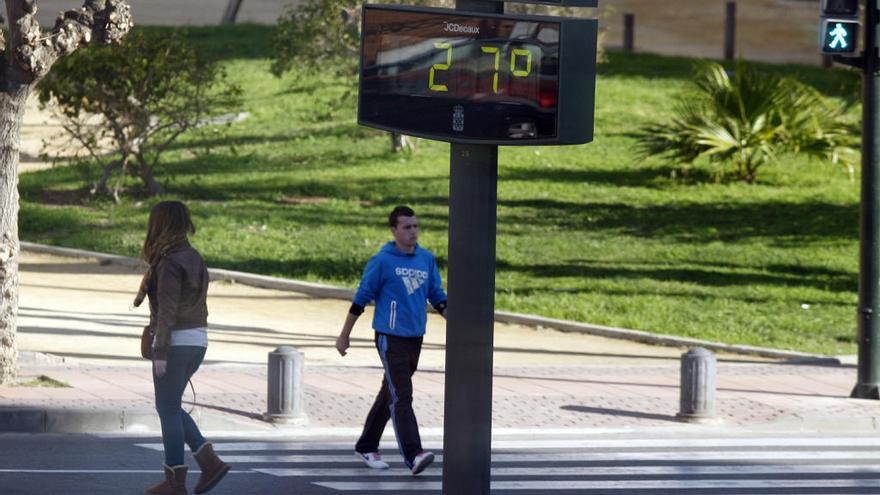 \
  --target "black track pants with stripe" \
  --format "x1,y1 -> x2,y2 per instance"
355,332 -> 424,467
